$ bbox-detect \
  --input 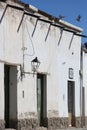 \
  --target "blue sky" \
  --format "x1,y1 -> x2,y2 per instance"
21,0 -> 87,43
